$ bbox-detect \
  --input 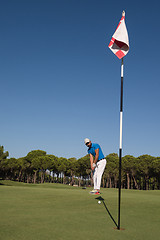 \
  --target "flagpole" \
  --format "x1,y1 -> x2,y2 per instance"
108,10 -> 129,230
118,57 -> 124,230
